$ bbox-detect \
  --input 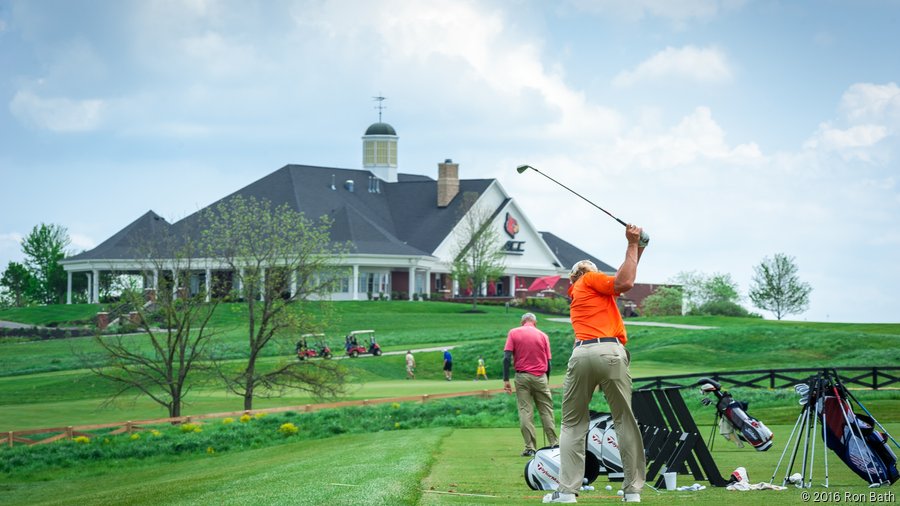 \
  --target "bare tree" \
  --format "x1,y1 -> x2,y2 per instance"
88,232 -> 218,418
749,253 -> 812,320
449,192 -> 506,312
200,195 -> 349,410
